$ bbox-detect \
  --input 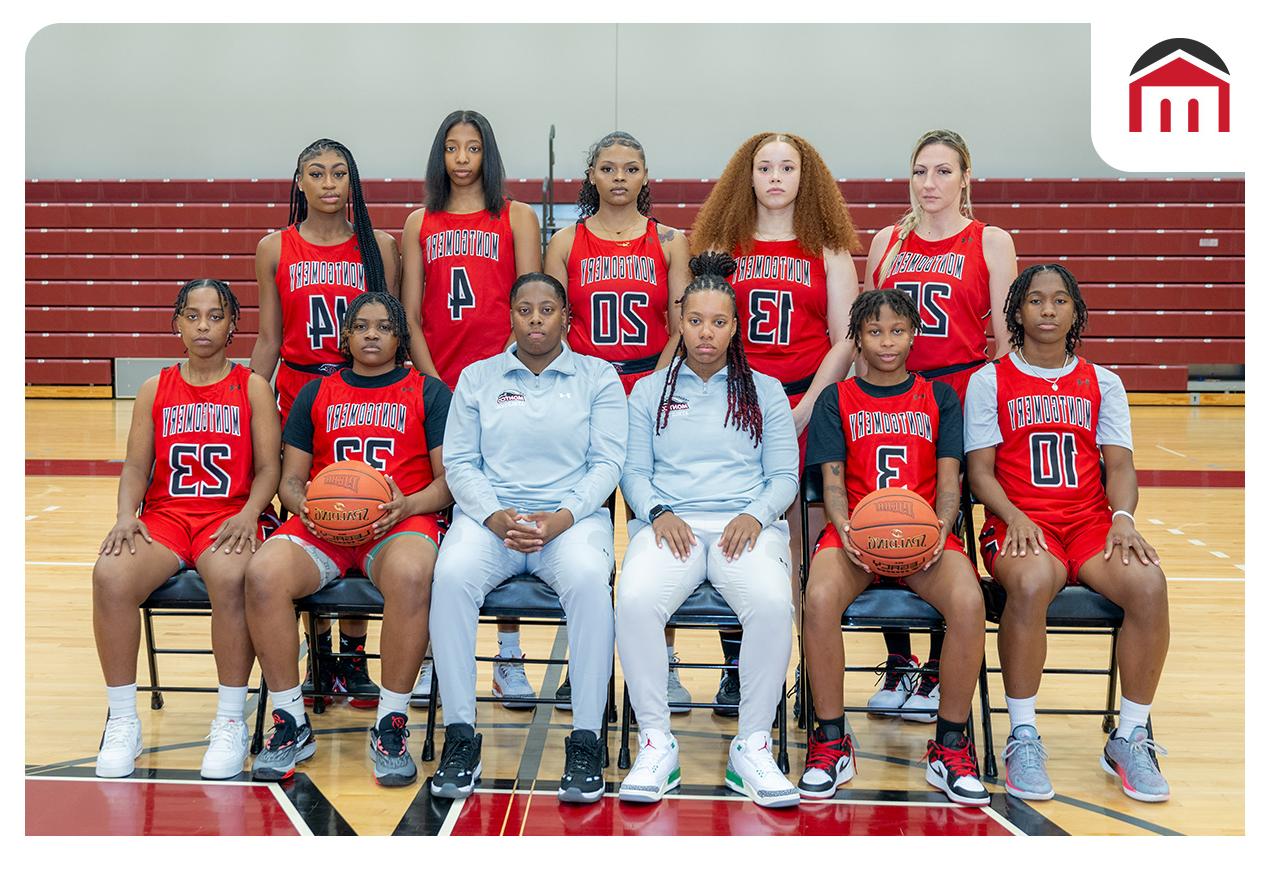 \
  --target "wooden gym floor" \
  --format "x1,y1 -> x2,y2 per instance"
24,400 -> 1244,836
